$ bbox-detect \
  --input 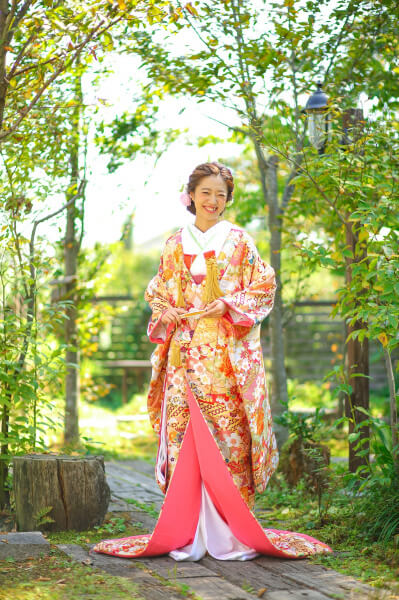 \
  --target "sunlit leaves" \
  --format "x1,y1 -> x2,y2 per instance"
288,117 -> 399,353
